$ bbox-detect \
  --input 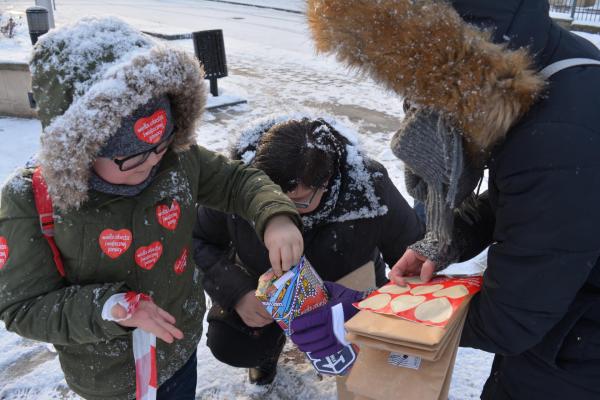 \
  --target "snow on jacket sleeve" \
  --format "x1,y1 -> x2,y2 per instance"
0,175 -> 131,345
376,167 -> 425,266
189,145 -> 301,239
460,122 -> 600,355
193,206 -> 257,310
